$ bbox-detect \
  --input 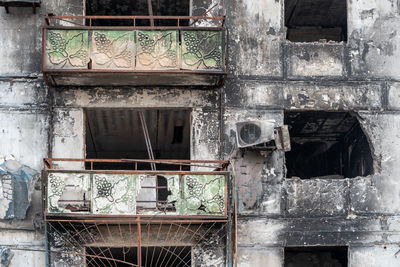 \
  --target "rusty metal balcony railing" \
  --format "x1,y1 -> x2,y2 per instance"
42,16 -> 227,87
43,158 -> 230,219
